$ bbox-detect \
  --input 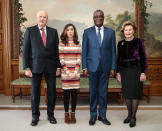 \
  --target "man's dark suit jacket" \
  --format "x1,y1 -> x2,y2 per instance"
23,25 -> 61,73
